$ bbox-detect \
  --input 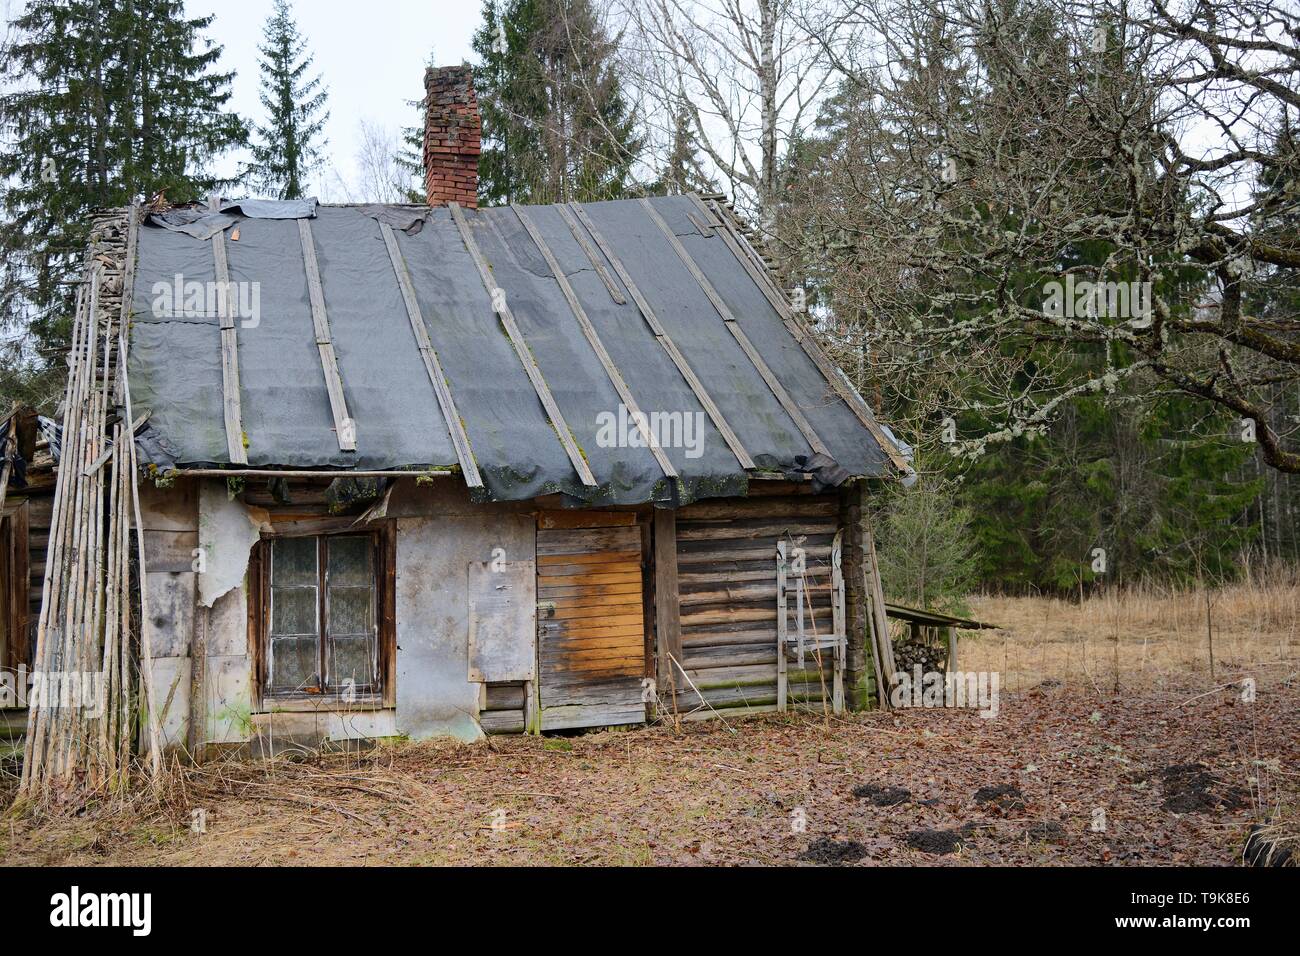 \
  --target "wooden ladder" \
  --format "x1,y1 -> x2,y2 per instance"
776,535 -> 846,714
